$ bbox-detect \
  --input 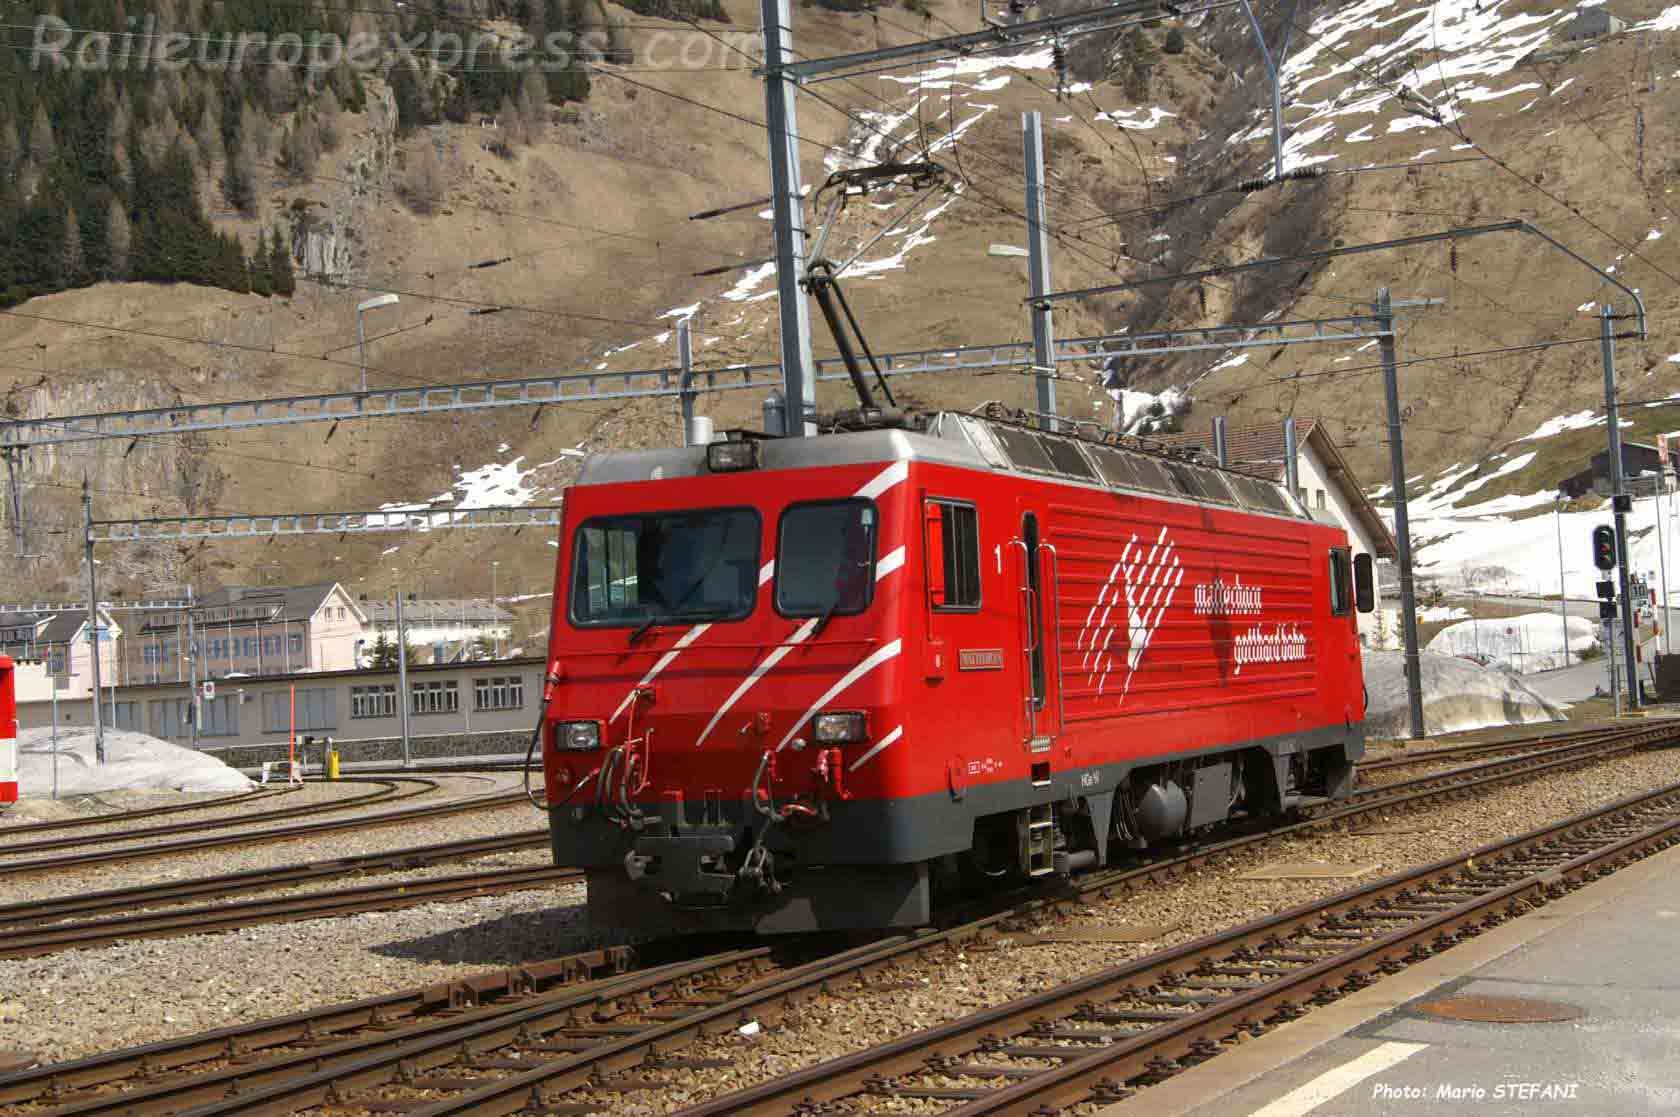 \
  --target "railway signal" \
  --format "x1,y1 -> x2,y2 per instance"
1592,525 -> 1617,571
